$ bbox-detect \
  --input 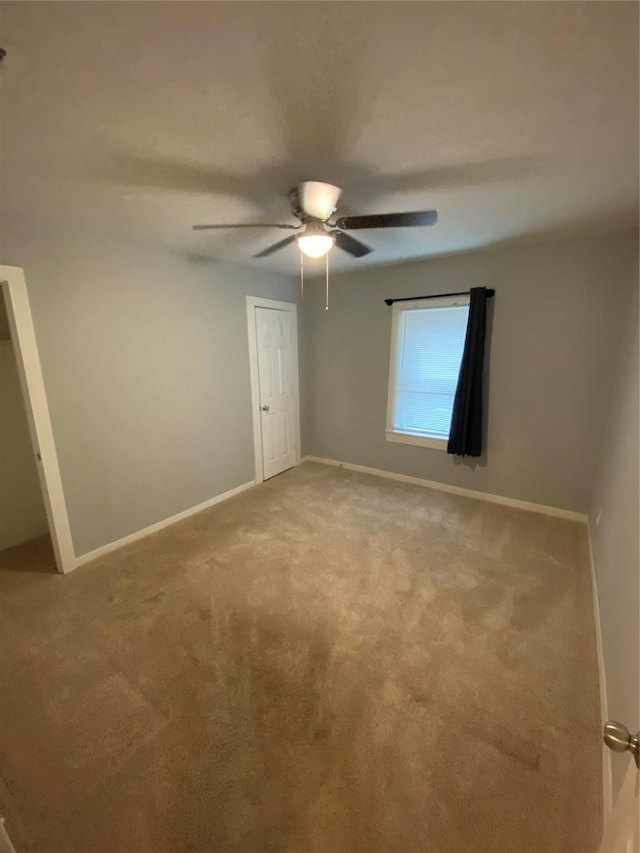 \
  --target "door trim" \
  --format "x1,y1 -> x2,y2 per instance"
598,762 -> 639,853
246,296 -> 300,484
0,266 -> 76,573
